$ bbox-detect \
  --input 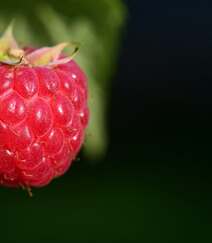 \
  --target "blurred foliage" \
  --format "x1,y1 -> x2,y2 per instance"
0,0 -> 126,160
